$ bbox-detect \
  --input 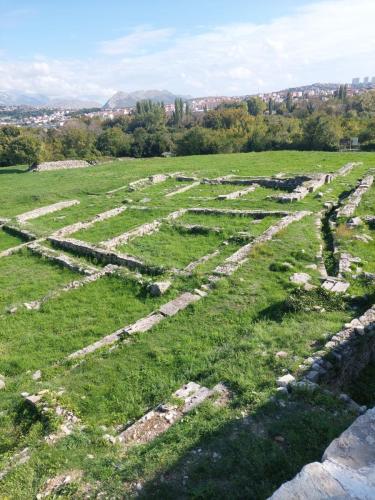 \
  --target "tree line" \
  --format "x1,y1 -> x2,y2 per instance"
1,91 -> 375,167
